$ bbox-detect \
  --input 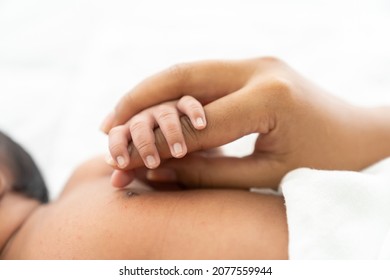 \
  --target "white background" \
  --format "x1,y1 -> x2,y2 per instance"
1,0 -> 390,198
